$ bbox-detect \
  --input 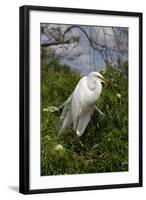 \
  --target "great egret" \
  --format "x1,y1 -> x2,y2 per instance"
59,71 -> 105,137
